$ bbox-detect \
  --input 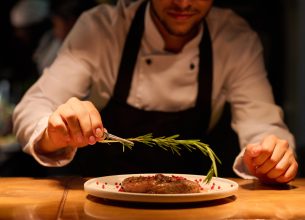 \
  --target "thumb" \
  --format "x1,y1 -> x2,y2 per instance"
243,143 -> 262,174
246,143 -> 262,158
